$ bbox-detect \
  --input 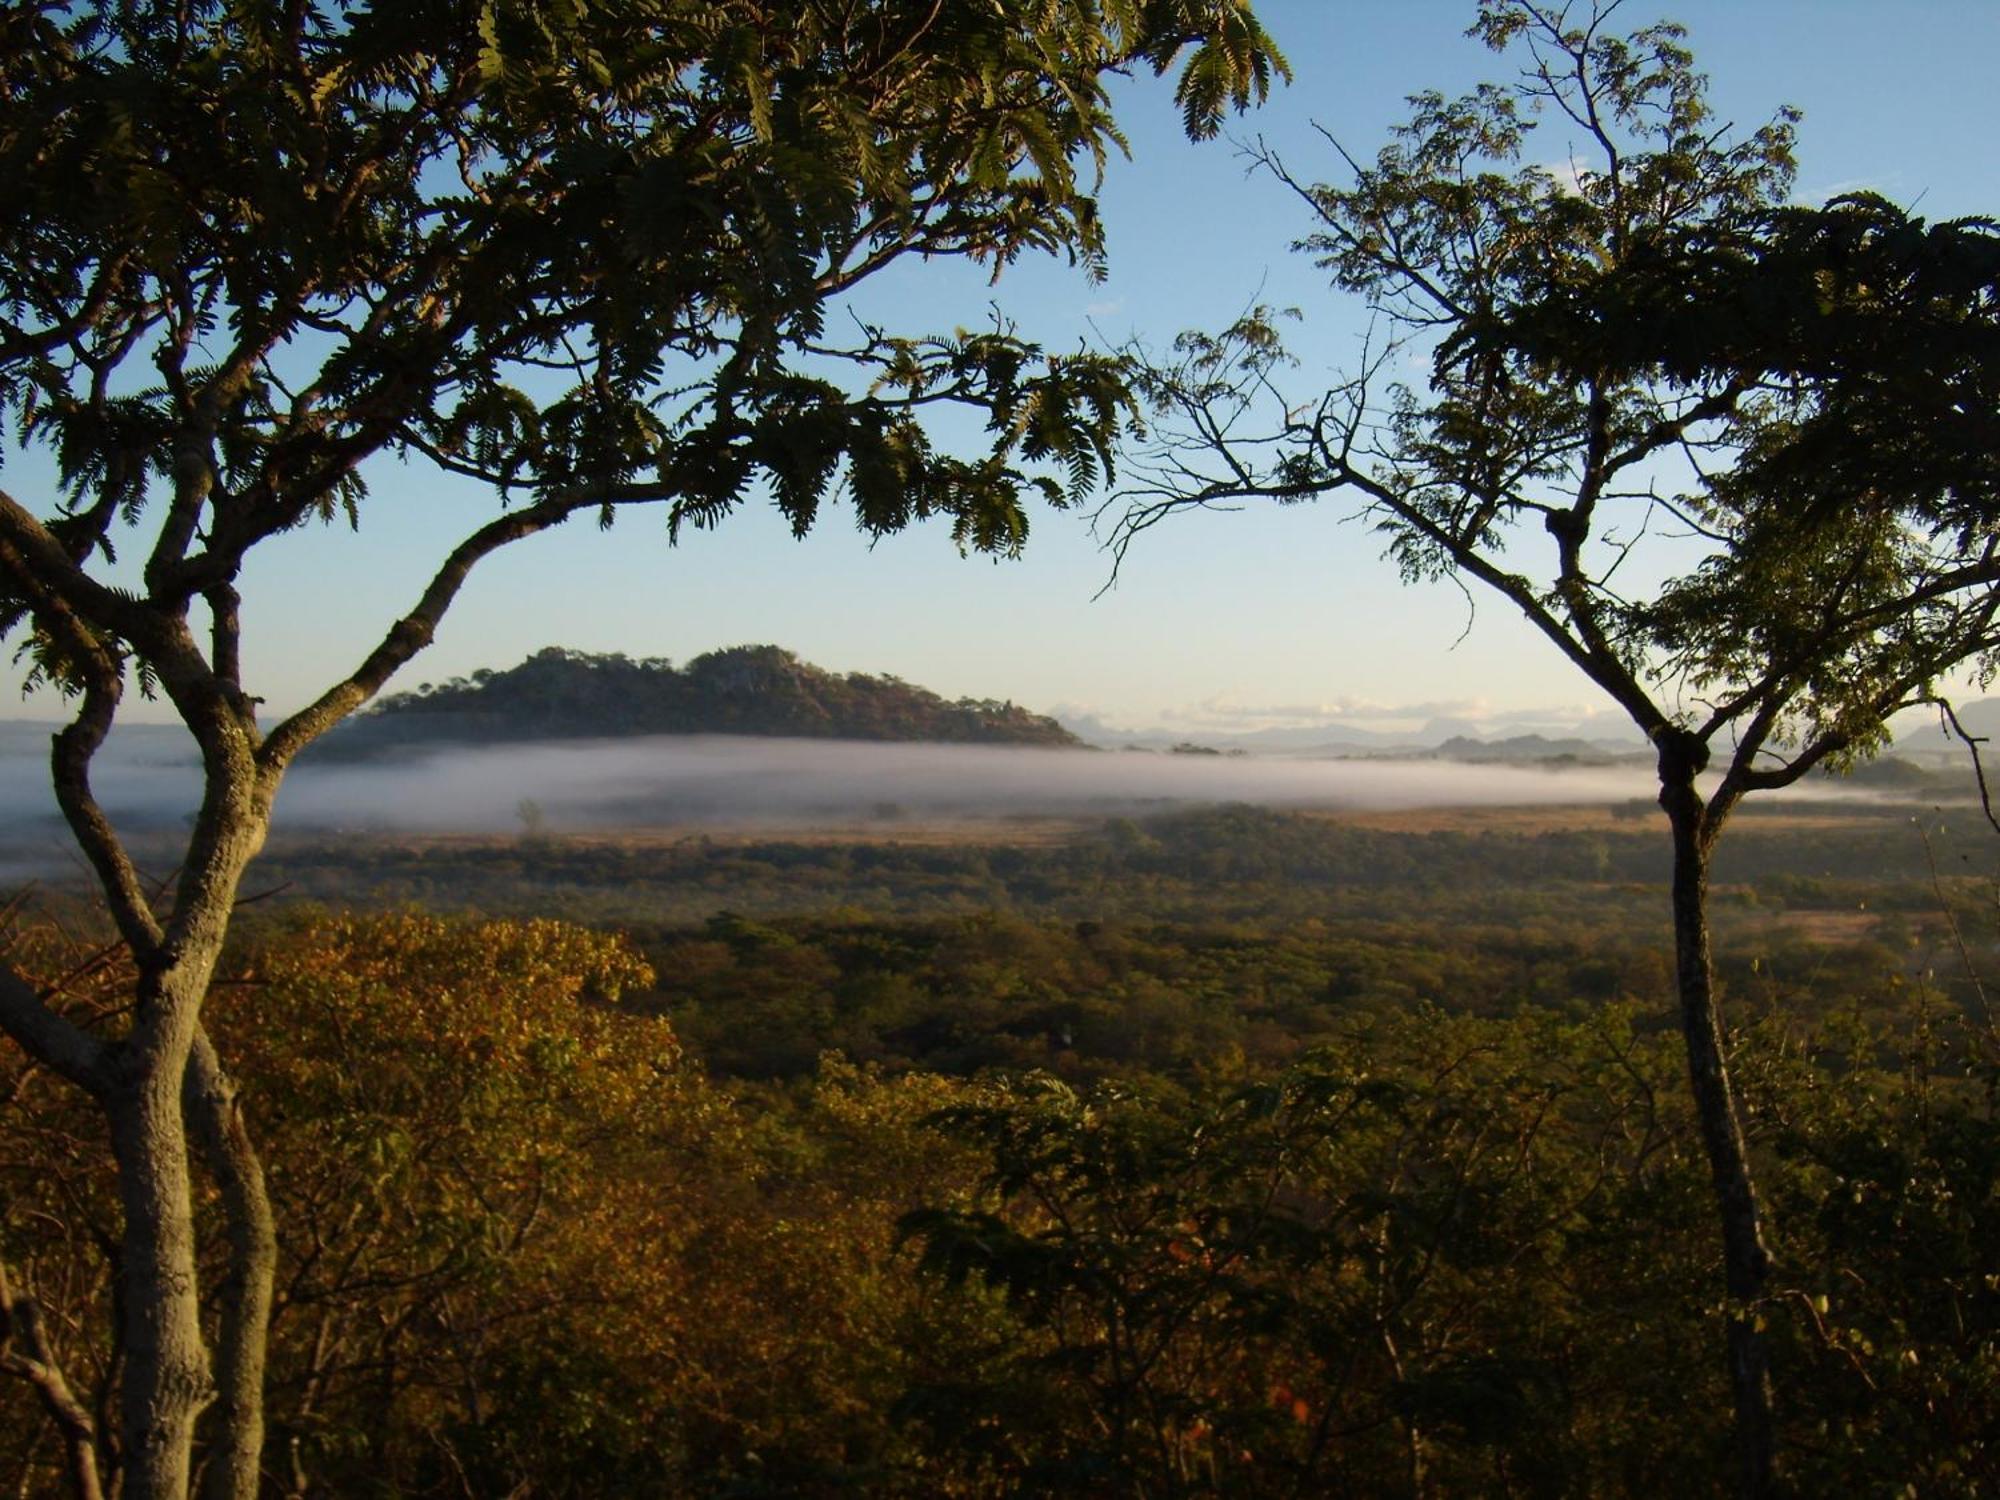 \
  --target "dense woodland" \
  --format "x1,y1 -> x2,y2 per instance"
5,800 -> 1997,1494
321,647 -> 1083,755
